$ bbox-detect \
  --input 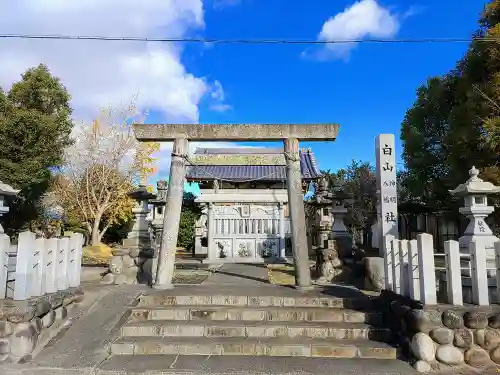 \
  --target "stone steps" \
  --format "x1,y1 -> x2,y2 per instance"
137,294 -> 370,309
121,320 -> 392,341
111,336 -> 399,359
127,305 -> 381,324
109,292 -> 399,361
